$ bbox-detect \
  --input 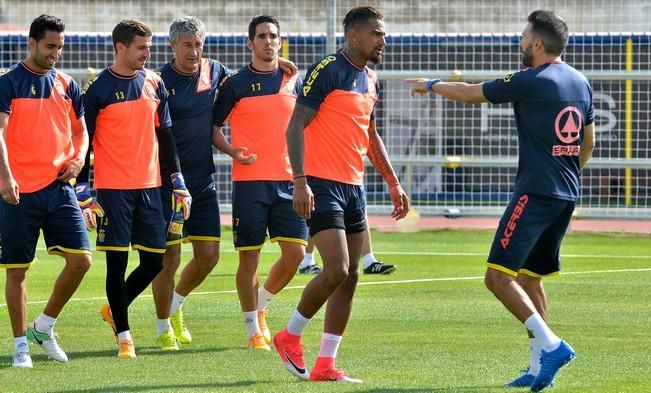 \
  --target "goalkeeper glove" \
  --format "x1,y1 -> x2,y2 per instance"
75,182 -> 104,231
168,172 -> 192,240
